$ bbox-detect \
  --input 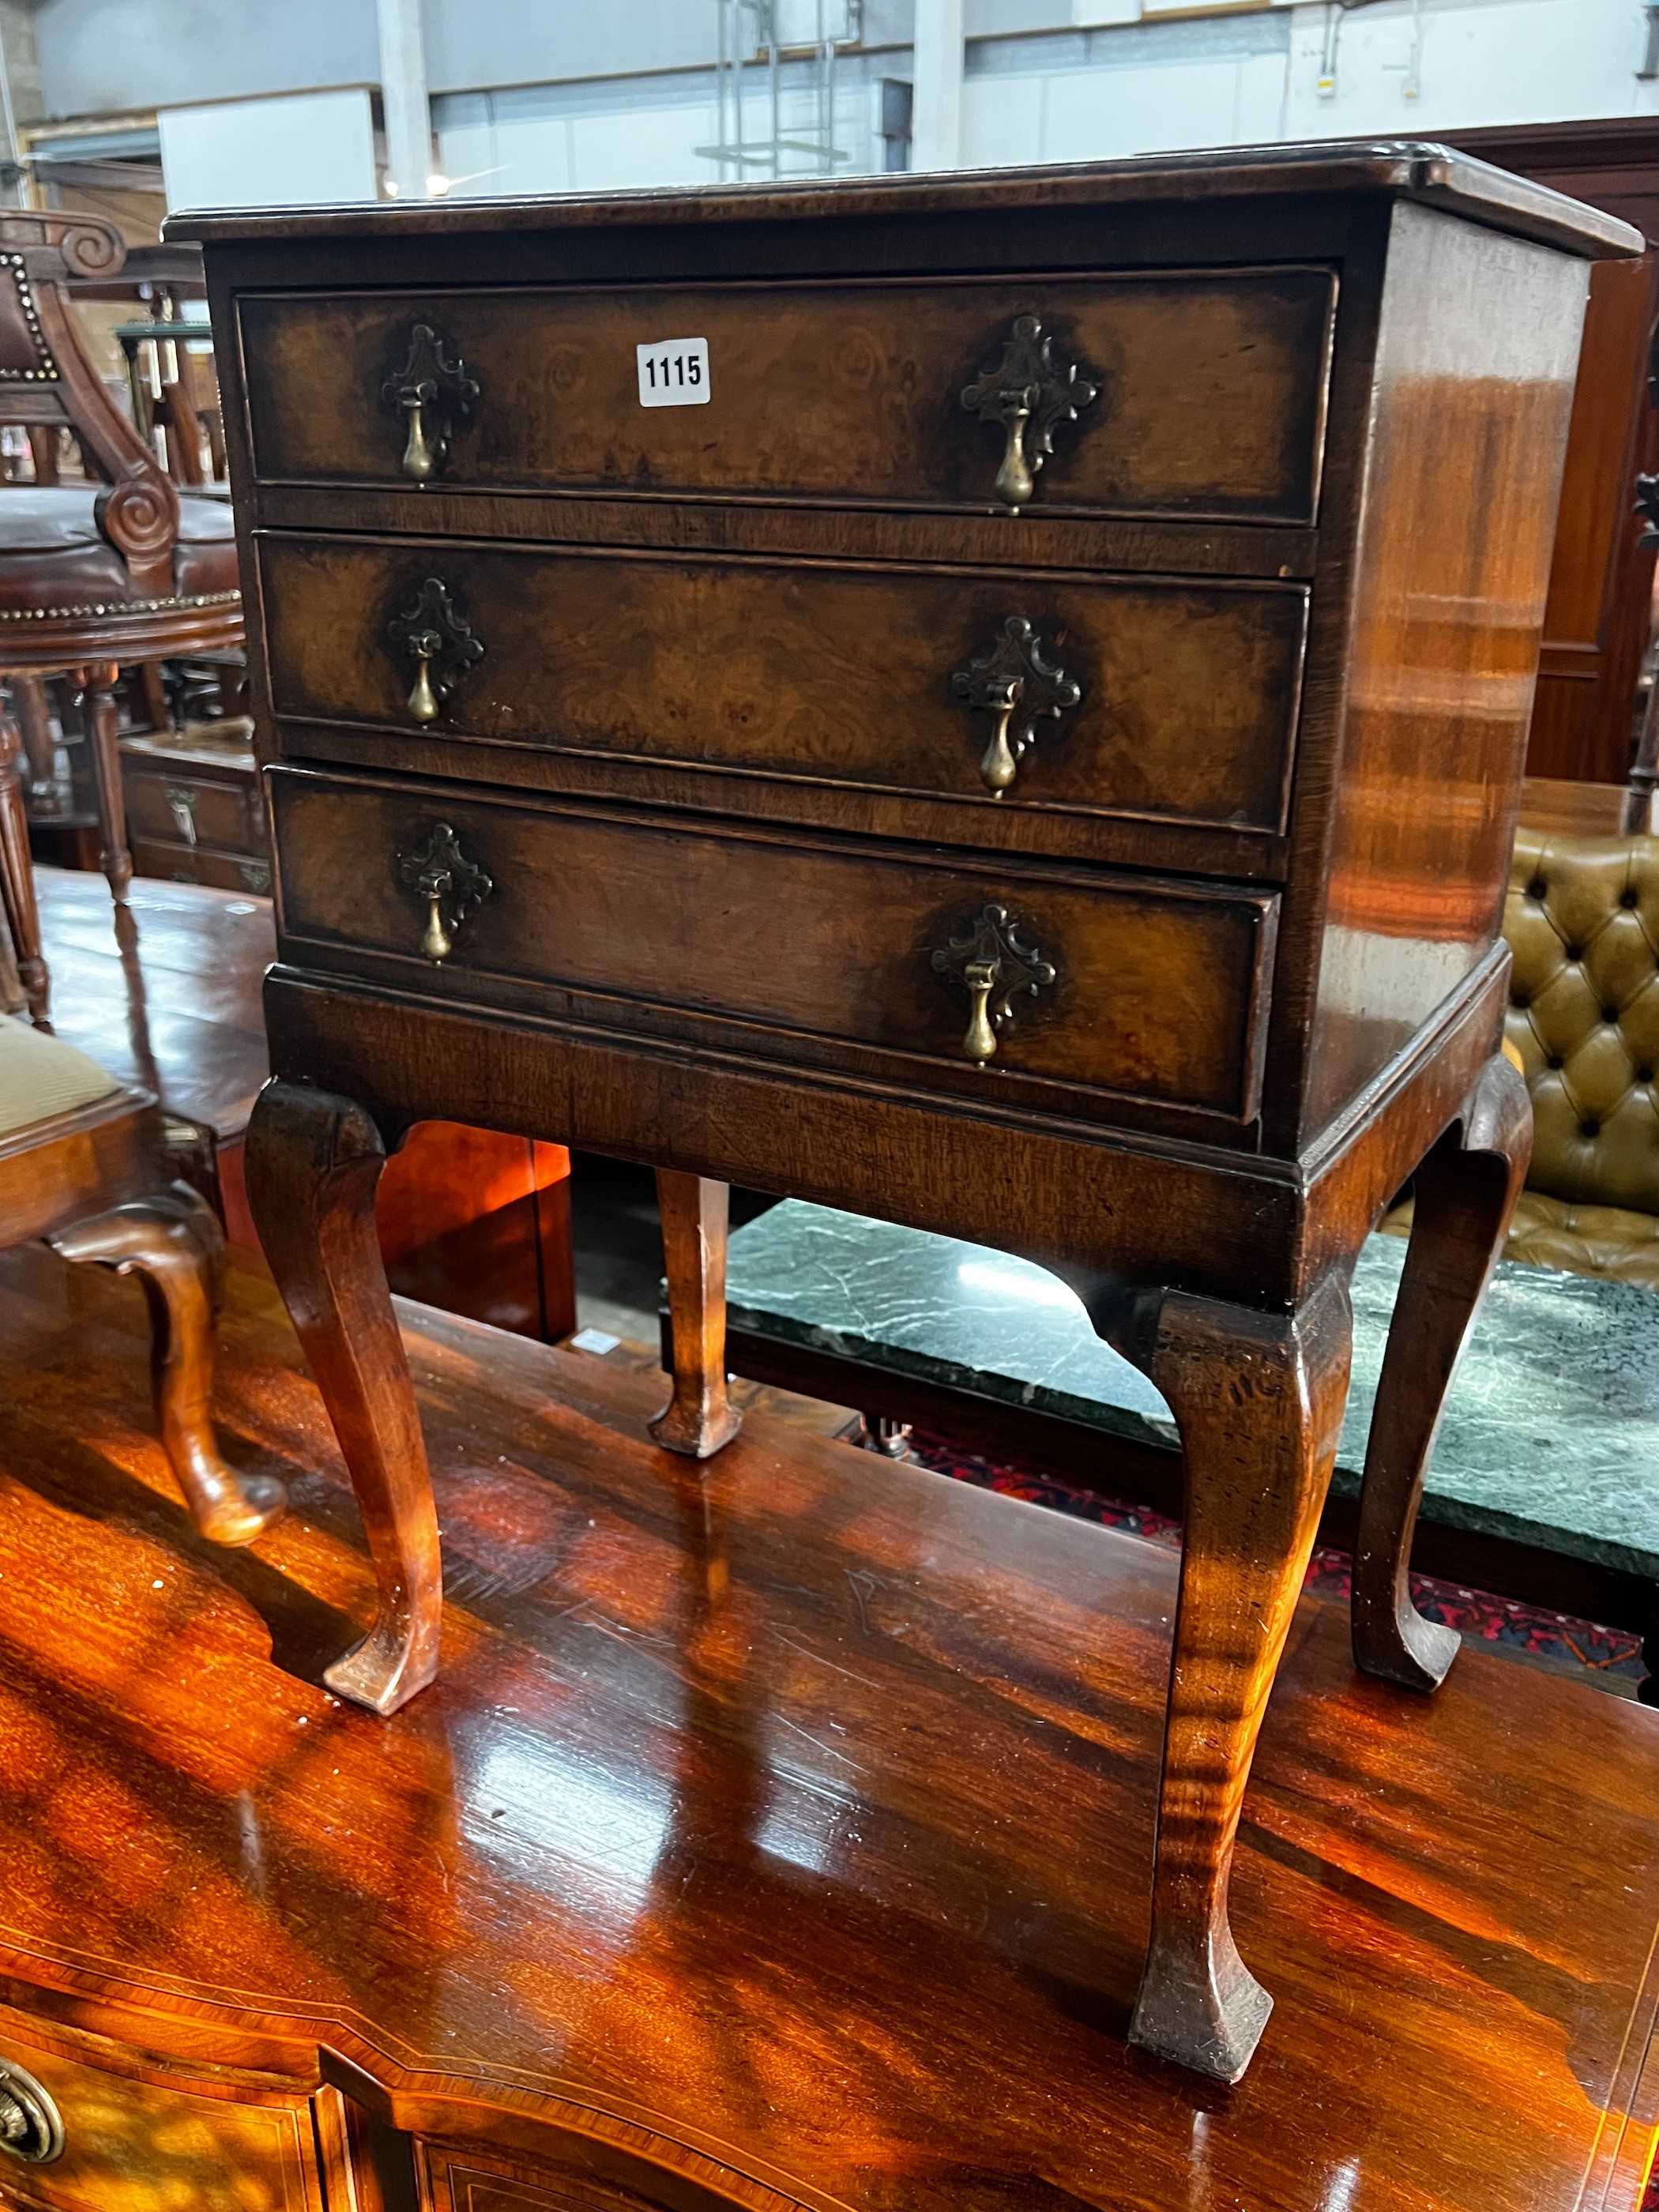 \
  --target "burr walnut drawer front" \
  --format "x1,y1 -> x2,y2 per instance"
239,268 -> 1335,522
258,536 -> 1309,852
269,770 -> 1278,1127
